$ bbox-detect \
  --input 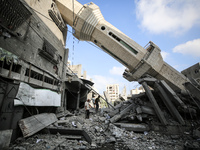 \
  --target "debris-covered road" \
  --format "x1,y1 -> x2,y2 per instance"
9,105 -> 200,150
8,86 -> 200,150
